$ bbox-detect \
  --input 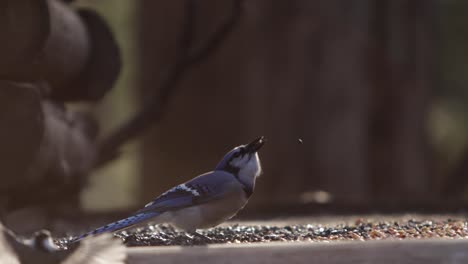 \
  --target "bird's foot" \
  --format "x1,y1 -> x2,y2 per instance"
194,231 -> 212,241
186,231 -> 212,244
